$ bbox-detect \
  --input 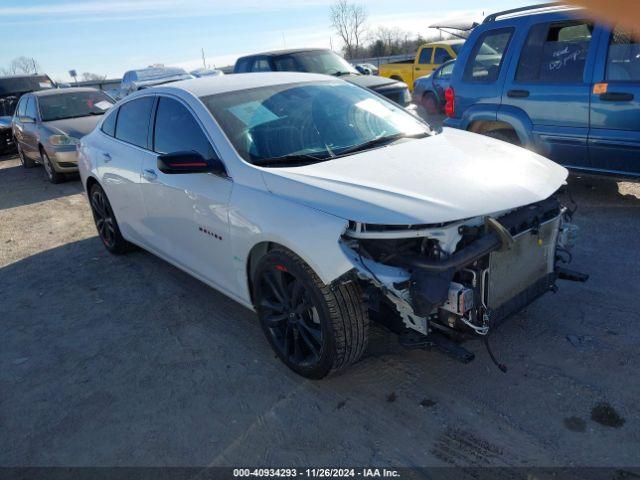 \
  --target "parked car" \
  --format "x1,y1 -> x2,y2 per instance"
78,73 -> 582,379
359,63 -> 379,75
190,68 -> 225,78
13,87 -> 115,183
234,49 -> 412,107
354,64 -> 373,75
379,39 -> 465,91
444,3 -> 640,176
413,59 -> 456,115
0,74 -> 55,154
120,67 -> 193,97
